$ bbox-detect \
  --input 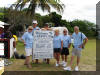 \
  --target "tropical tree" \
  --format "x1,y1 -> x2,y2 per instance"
11,0 -> 64,17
